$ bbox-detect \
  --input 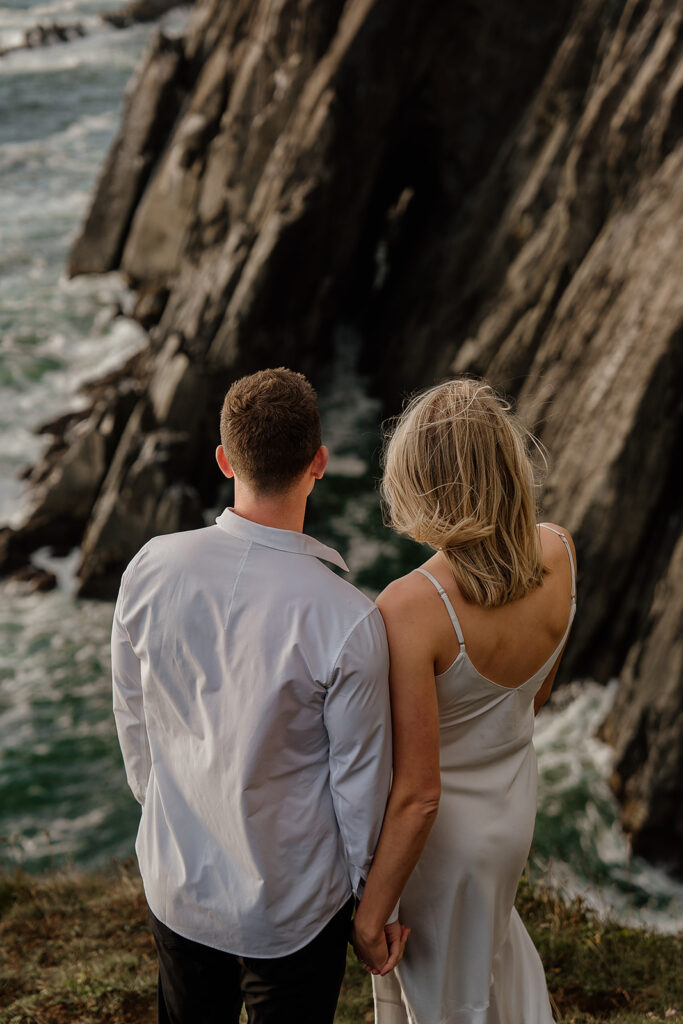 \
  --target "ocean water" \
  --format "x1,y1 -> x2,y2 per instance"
0,2 -> 682,934
0,0 -> 181,519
